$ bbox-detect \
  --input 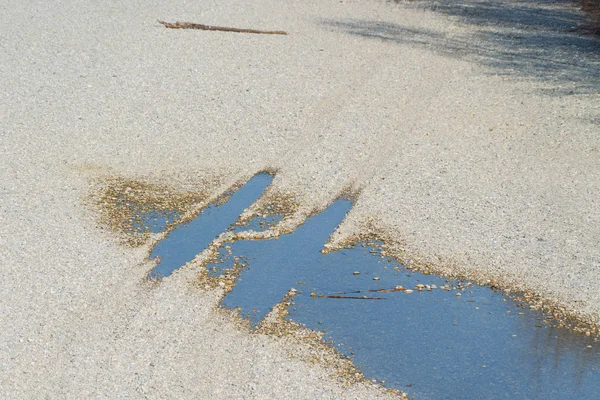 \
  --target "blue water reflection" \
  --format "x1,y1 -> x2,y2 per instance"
206,200 -> 600,400
144,177 -> 600,399
148,173 -> 273,278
